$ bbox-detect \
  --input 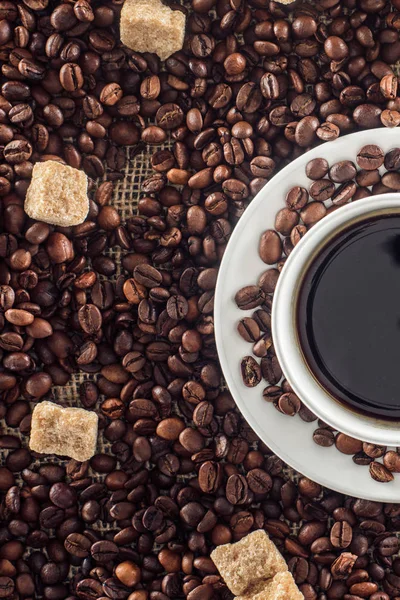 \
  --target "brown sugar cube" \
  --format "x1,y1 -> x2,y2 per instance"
211,530 -> 287,596
120,0 -> 186,62
236,573 -> 304,600
24,160 -> 89,227
30,401 -> 98,462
